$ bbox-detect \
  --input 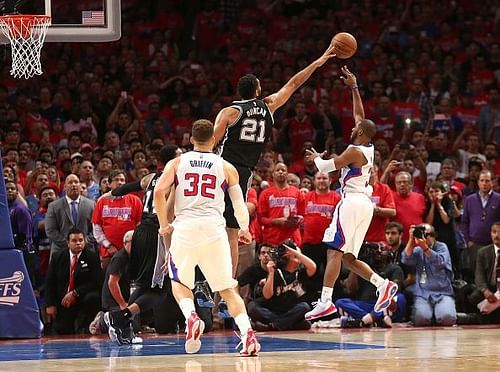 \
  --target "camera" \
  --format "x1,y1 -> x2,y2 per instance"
359,242 -> 394,267
269,239 -> 298,268
413,225 -> 427,239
